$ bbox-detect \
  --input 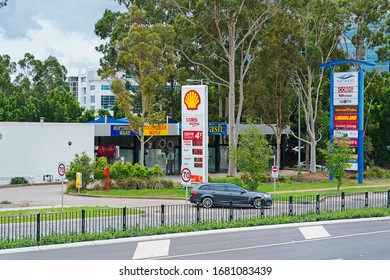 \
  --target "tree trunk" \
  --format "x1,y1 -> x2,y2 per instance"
227,24 -> 237,177
139,133 -> 145,166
